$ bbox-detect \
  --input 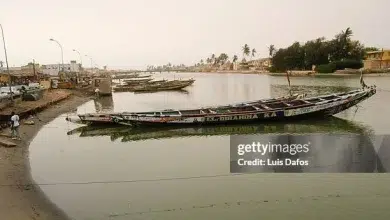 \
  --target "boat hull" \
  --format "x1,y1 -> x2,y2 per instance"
114,88 -> 375,126
70,87 -> 376,127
